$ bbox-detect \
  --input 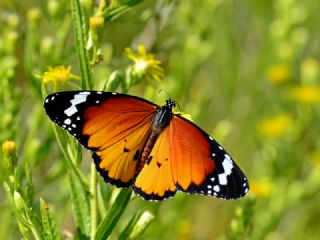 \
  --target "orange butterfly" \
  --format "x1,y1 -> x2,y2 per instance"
44,91 -> 249,201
